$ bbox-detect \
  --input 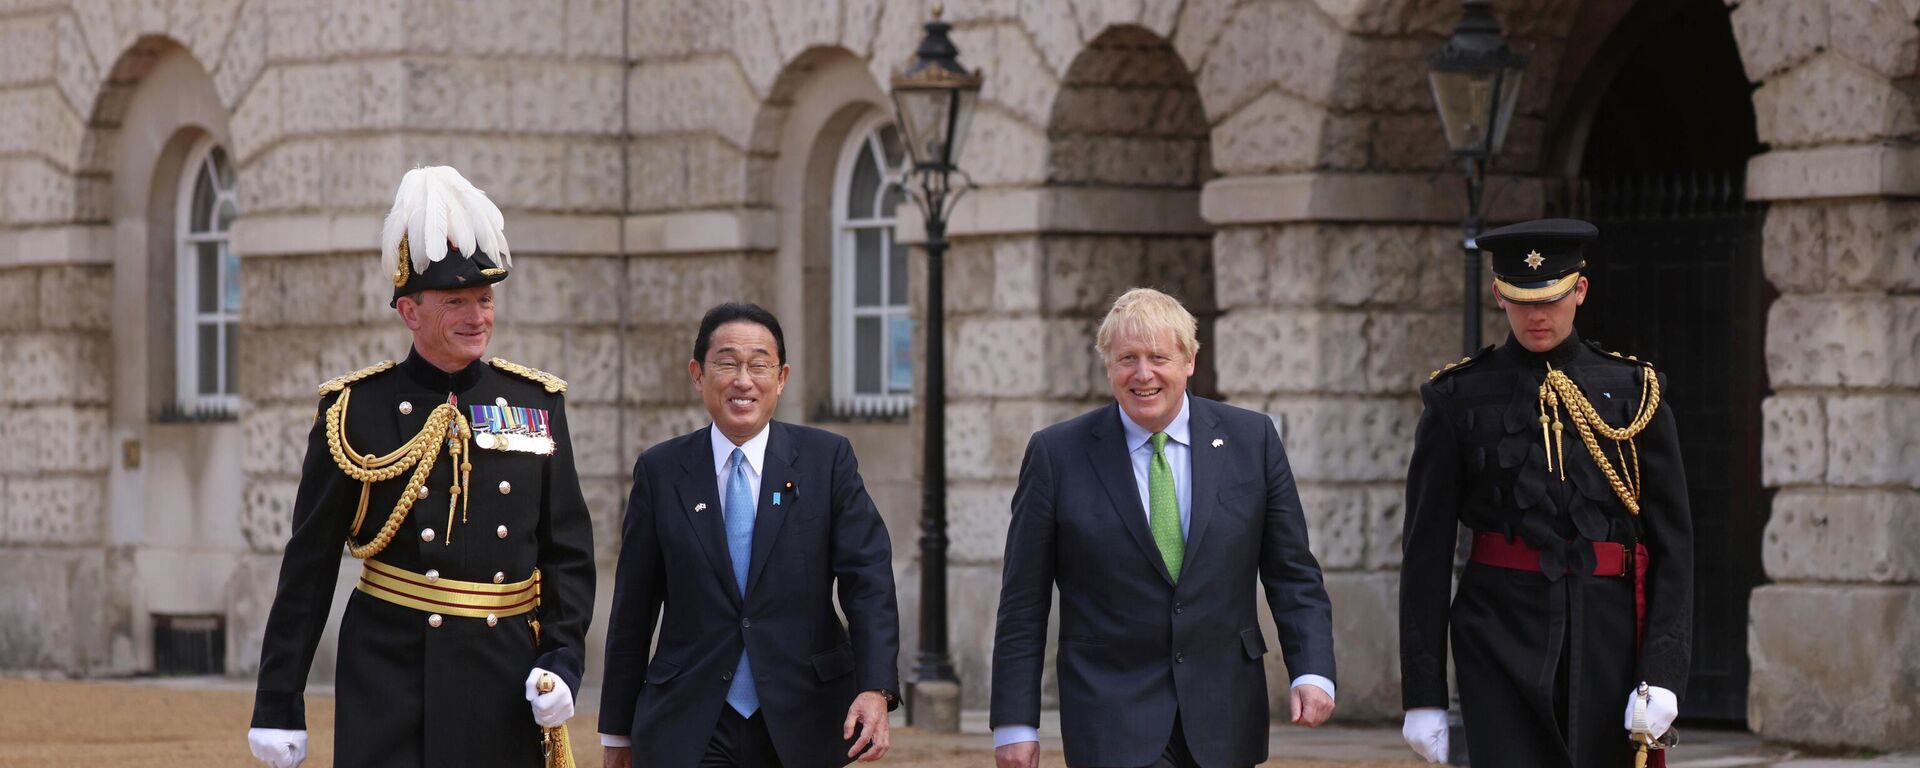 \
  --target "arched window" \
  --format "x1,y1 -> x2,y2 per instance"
830,116 -> 913,416
175,138 -> 239,413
